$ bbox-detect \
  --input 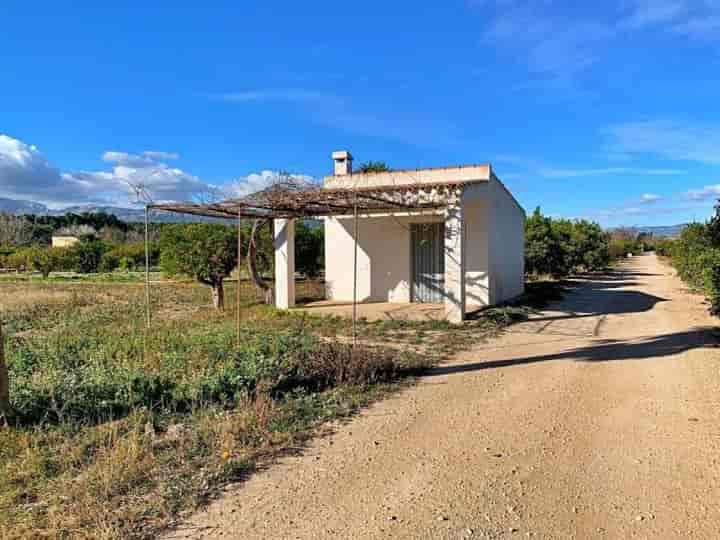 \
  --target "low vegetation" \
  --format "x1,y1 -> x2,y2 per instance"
0,208 -> 579,539
652,206 -> 720,313
0,275 -> 544,539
